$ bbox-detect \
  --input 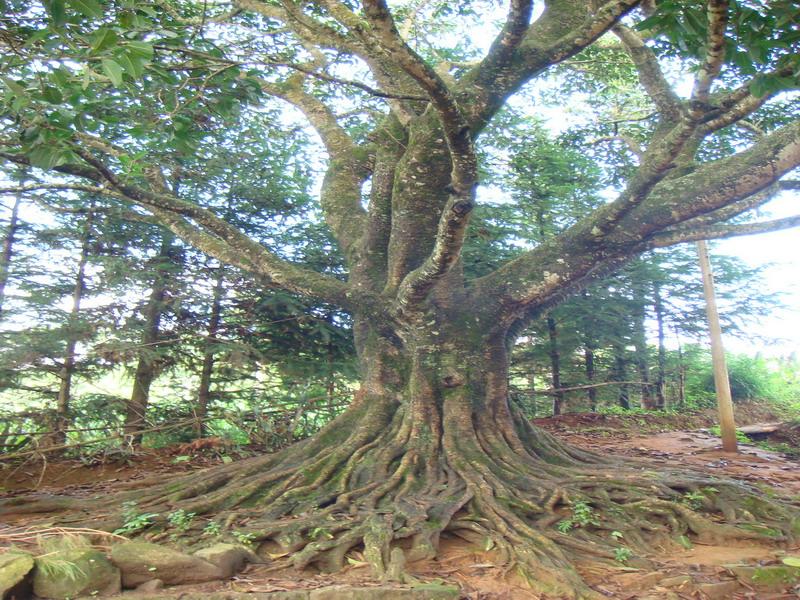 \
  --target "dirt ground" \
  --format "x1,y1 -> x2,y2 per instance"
2,405 -> 800,599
